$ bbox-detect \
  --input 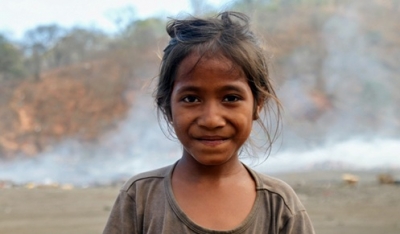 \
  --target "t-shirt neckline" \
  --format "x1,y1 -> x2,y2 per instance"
164,161 -> 262,234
